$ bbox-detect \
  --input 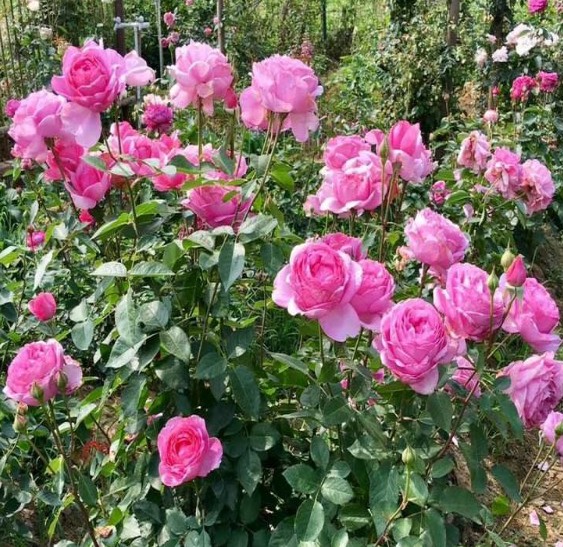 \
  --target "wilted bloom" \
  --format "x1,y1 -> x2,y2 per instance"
273,242 -> 363,342
157,415 -> 223,487
511,75 -> 538,102
26,229 -> 46,252
319,233 -> 366,261
169,32 -> 180,45
28,292 -> 57,322
240,55 -> 323,142
447,356 -> 482,398
492,47 -> 508,63
163,11 -> 176,28
457,131 -> 491,173
537,71 -> 559,93
528,0 -> 549,13
501,352 -> 563,428
505,255 -> 527,287
142,94 -> 174,134
475,48 -> 488,68
541,412 -> 563,455
430,180 -> 451,206
520,159 -> 554,214
483,109 -> 499,124
484,148 -> 522,199
161,37 -> 170,49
